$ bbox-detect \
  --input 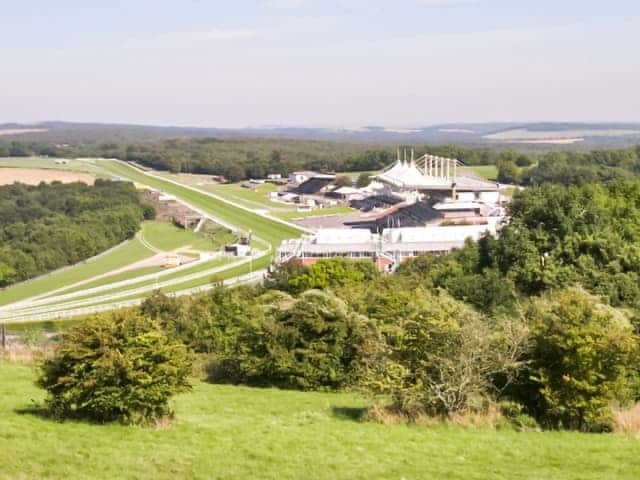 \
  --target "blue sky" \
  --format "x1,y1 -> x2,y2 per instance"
2,0 -> 639,127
